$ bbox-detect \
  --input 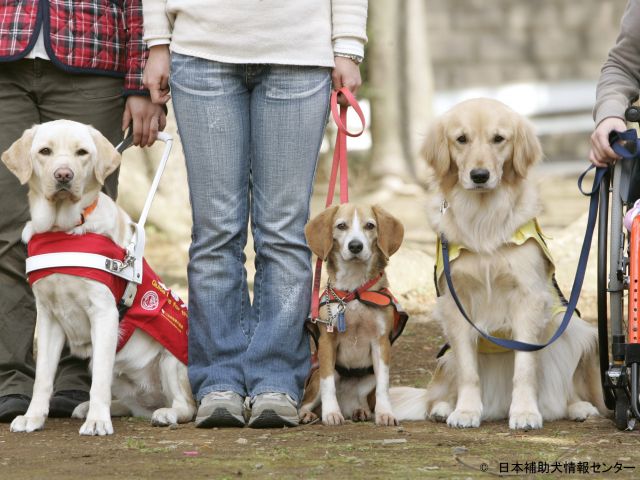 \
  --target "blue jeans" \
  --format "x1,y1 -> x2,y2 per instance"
170,54 -> 331,403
